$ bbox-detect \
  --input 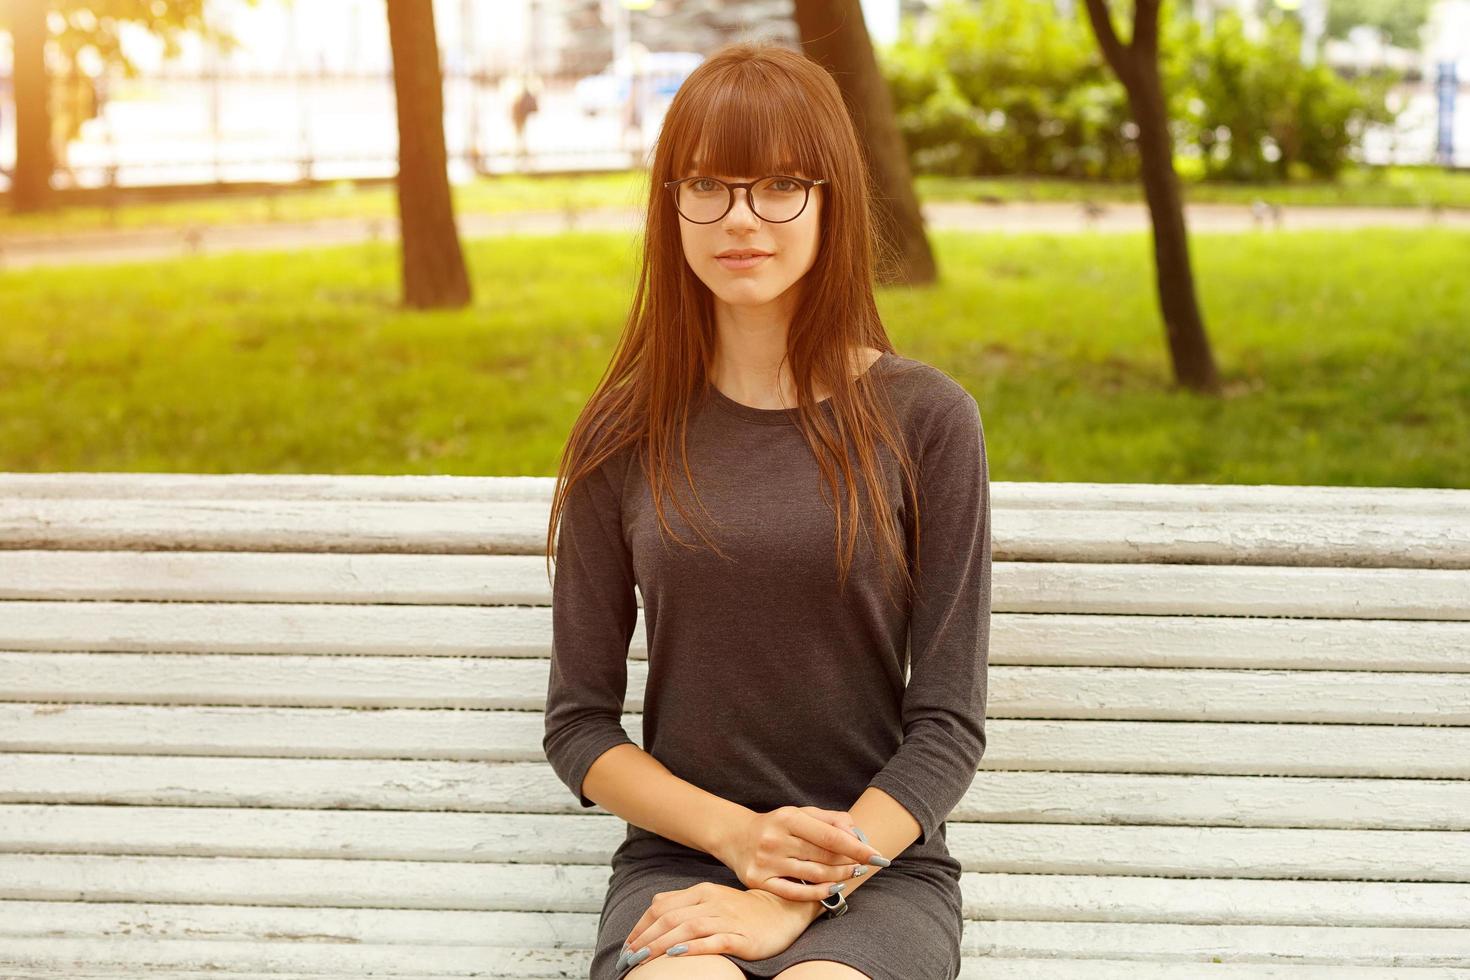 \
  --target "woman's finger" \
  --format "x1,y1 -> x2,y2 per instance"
621,917 -> 729,969
787,810 -> 888,868
787,812 -> 881,876
647,930 -> 743,963
797,808 -> 869,844
761,872 -> 849,904
620,886 -> 705,968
